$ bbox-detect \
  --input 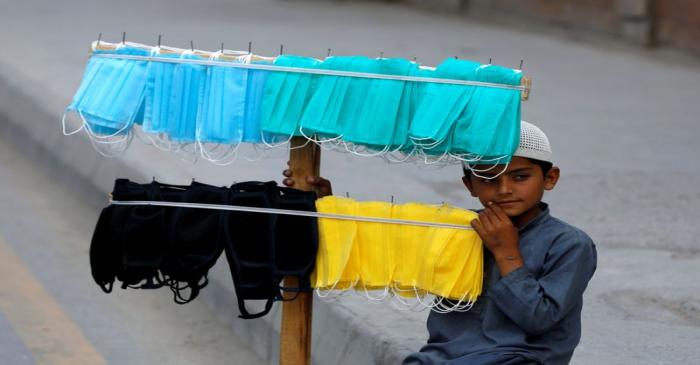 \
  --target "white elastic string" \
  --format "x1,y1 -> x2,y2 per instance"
84,124 -> 133,158
409,135 -> 446,149
344,142 -> 391,158
78,110 -> 133,142
109,199 -> 475,230
288,137 -> 313,150
383,146 -> 417,163
298,126 -> 343,146
361,284 -> 391,302
315,276 -> 360,300
134,126 -> 172,152
421,150 -> 452,165
241,143 -> 268,162
466,155 -> 509,170
260,130 -> 294,149
469,161 -> 510,180
93,53 -> 528,92
61,109 -> 84,136
171,142 -> 199,164
388,287 -> 422,311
